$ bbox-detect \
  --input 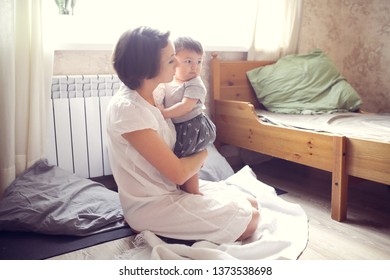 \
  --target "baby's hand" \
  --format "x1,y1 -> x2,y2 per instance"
156,104 -> 170,119
156,103 -> 165,111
